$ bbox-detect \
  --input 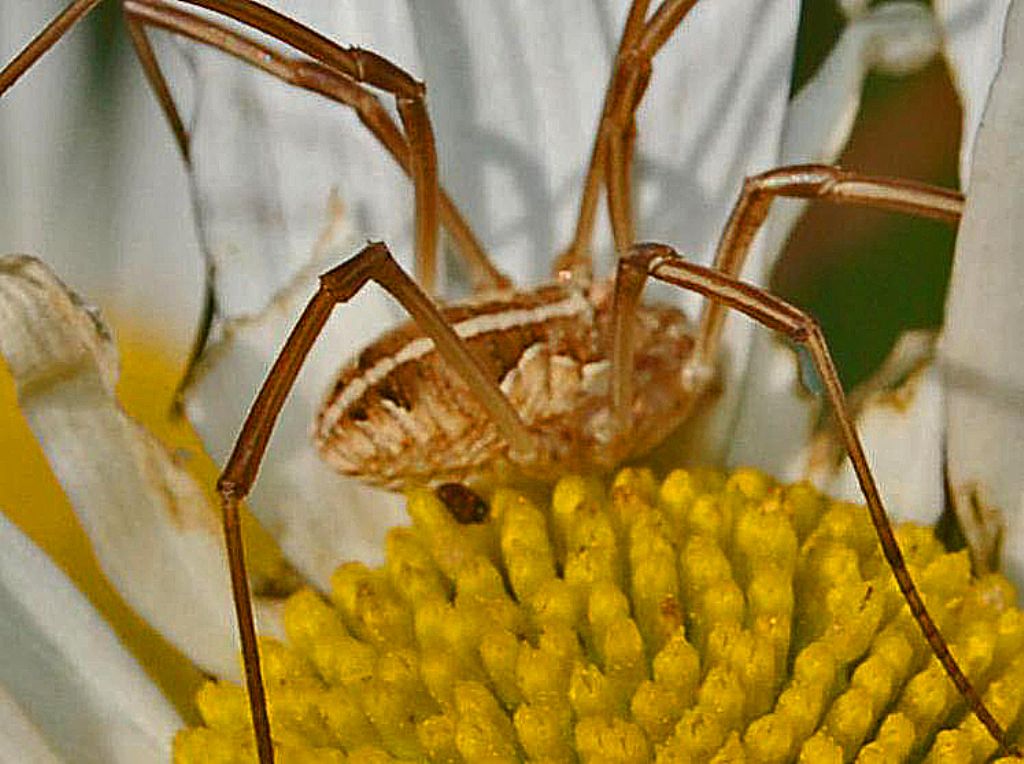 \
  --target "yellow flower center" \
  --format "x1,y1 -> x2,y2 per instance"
174,467 -> 1024,762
